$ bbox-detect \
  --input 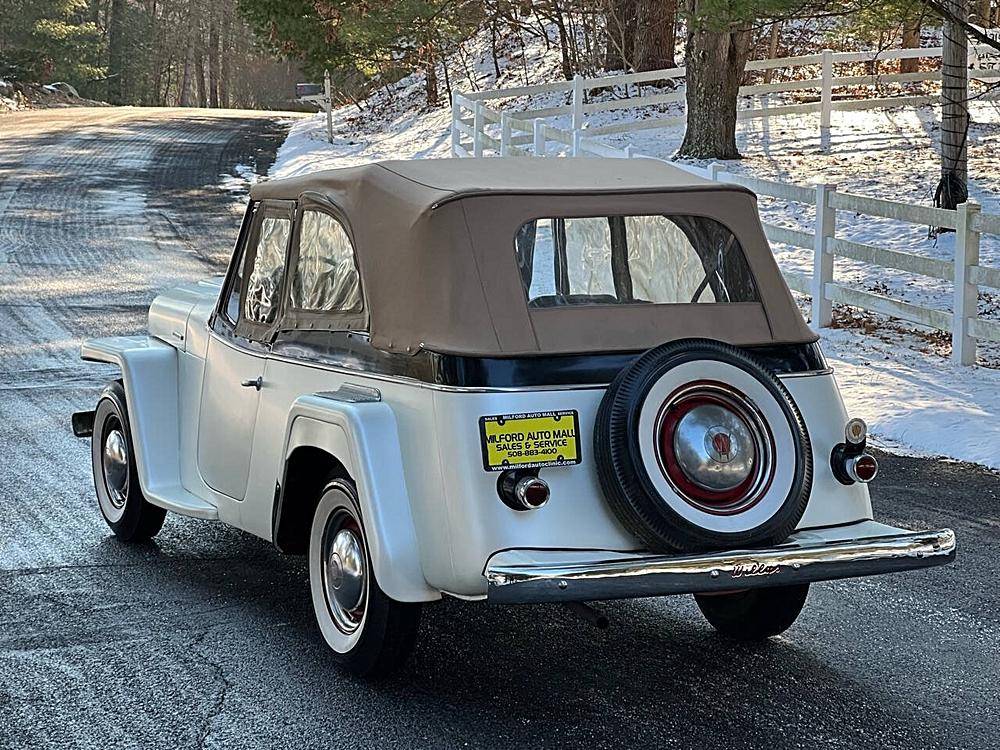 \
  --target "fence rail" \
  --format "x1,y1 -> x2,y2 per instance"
450,42 -> 1000,366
